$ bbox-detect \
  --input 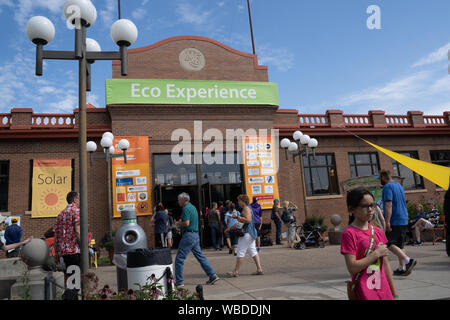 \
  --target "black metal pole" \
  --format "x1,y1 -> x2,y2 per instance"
246,0 -> 256,55
118,0 -> 121,19
36,44 -> 43,76
120,45 -> 127,76
298,148 -> 309,218
107,149 -> 113,237
78,23 -> 89,299
44,274 -> 50,300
